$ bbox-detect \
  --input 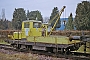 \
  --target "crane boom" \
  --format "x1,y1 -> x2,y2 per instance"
48,6 -> 66,36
